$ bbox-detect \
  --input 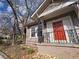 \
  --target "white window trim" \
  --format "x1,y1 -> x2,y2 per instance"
30,26 -> 38,38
